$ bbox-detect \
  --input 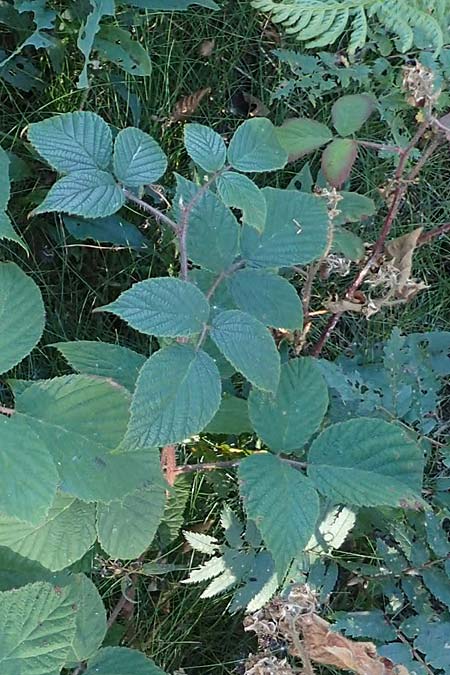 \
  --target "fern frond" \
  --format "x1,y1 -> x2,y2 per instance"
251,0 -> 449,55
